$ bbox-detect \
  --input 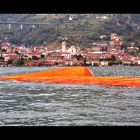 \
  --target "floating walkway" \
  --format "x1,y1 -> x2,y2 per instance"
0,66 -> 140,87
